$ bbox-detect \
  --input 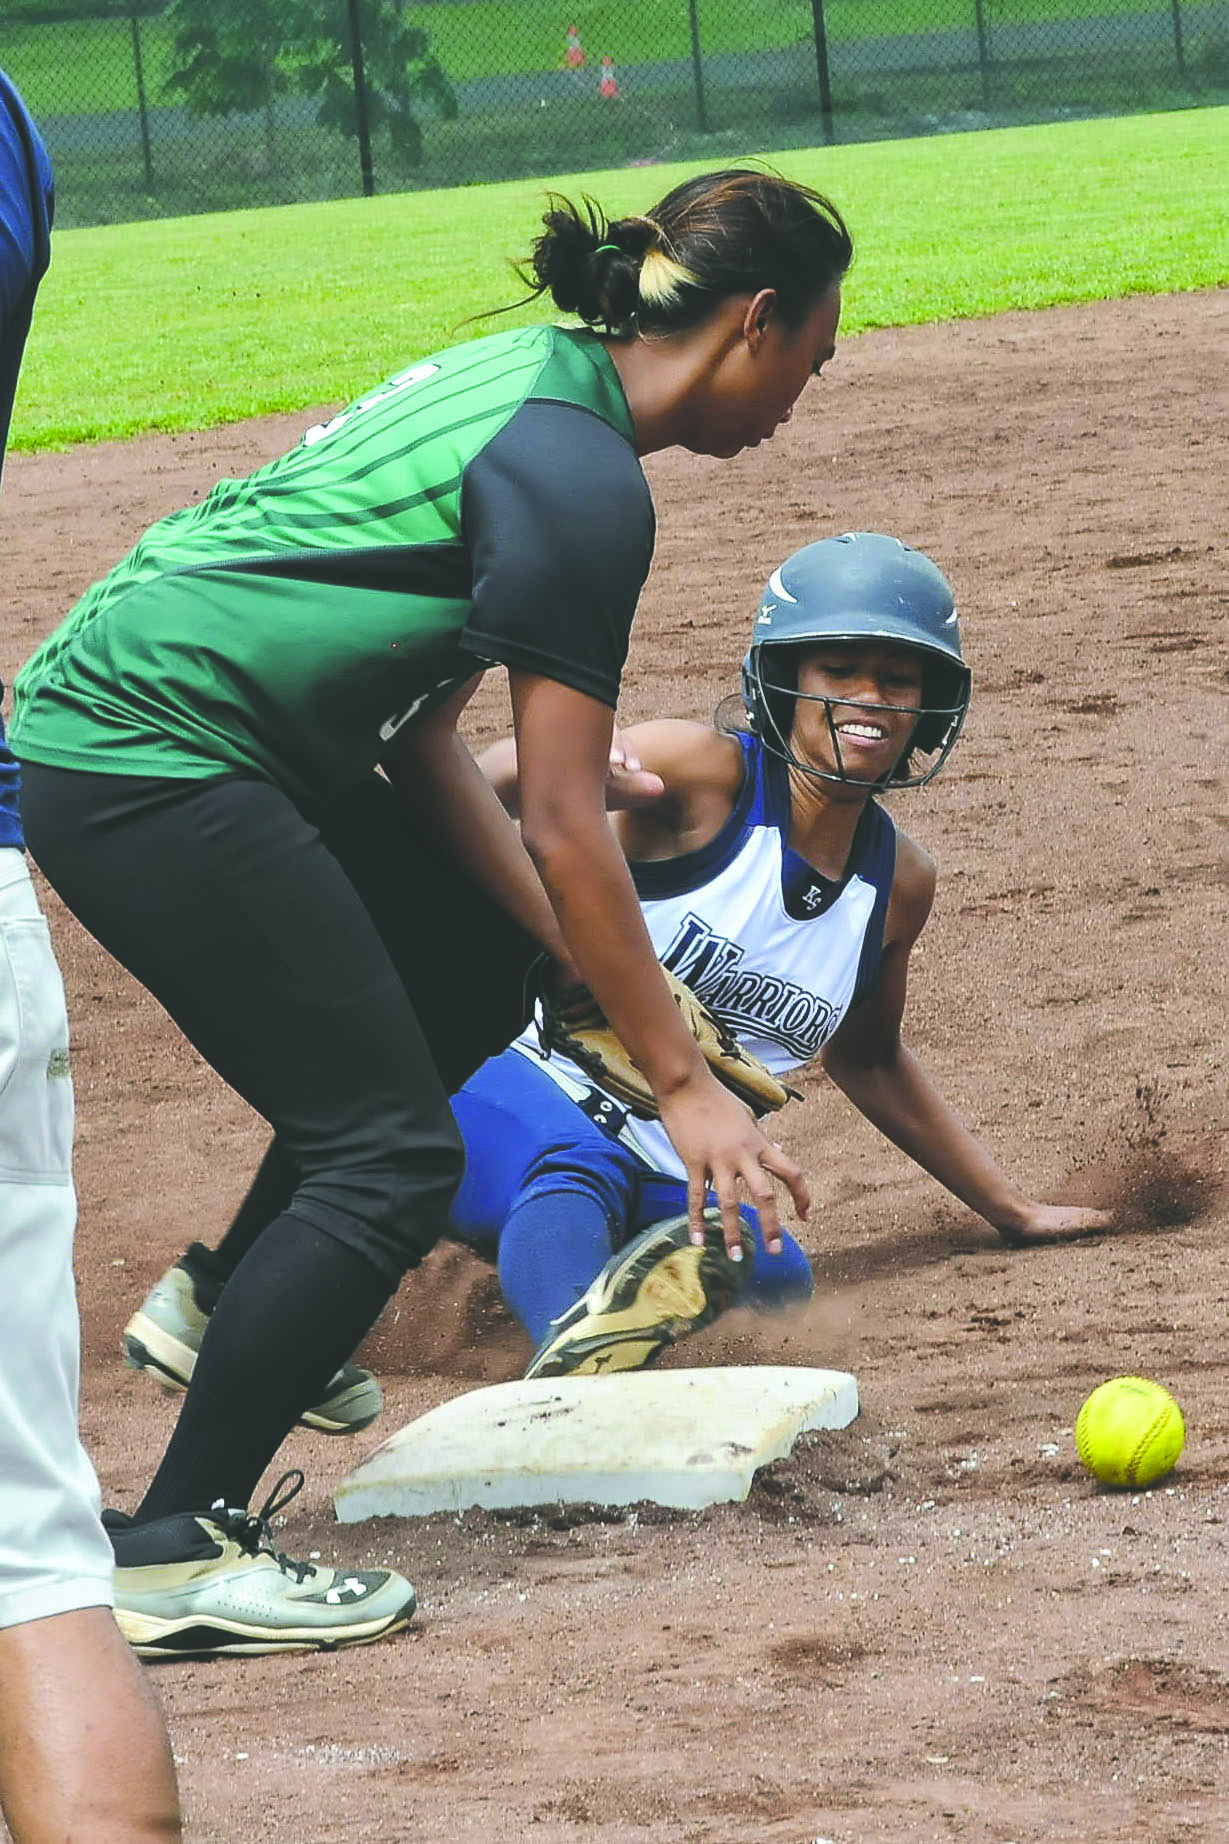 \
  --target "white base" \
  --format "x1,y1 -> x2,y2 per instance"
334,1366 -> 858,1522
